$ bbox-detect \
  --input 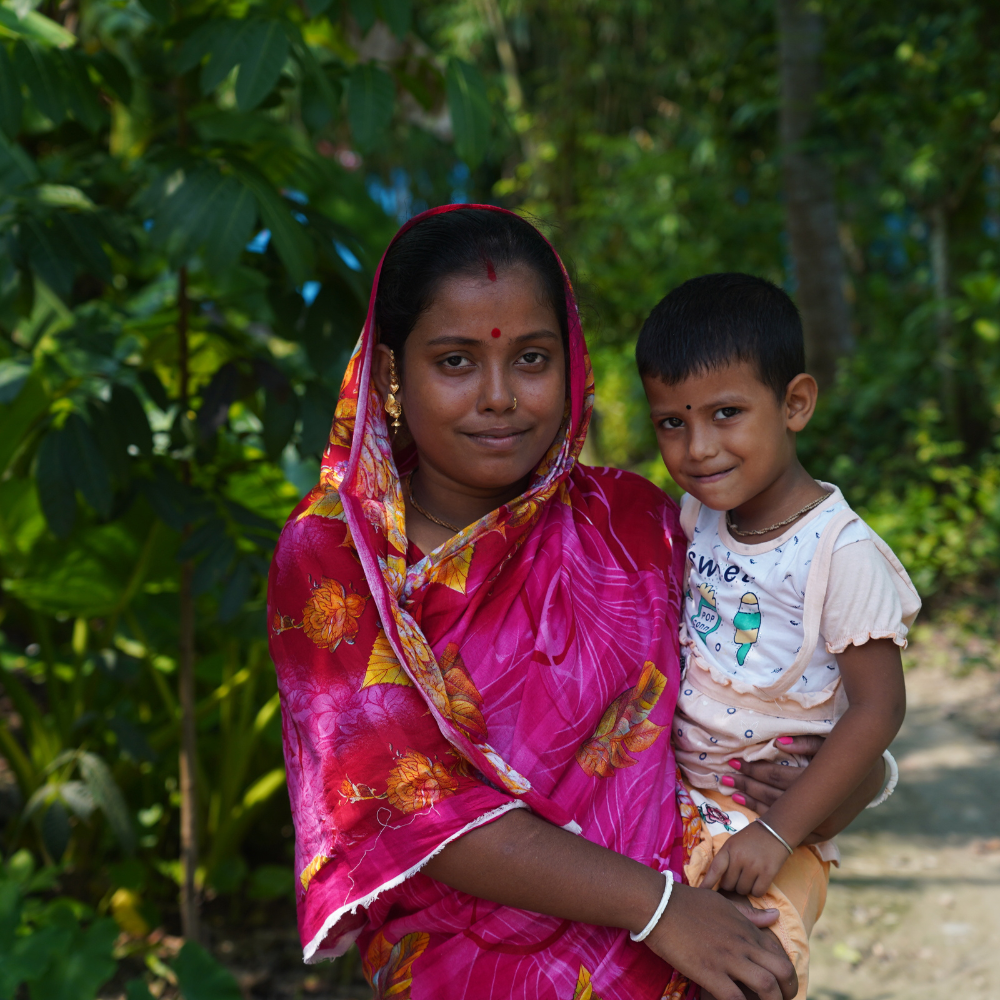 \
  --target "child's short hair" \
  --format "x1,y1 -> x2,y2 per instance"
635,273 -> 806,399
